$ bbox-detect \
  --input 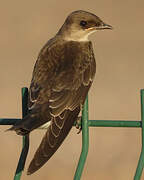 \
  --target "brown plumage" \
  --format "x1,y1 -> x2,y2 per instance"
8,10 -> 112,175
28,39 -> 95,174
